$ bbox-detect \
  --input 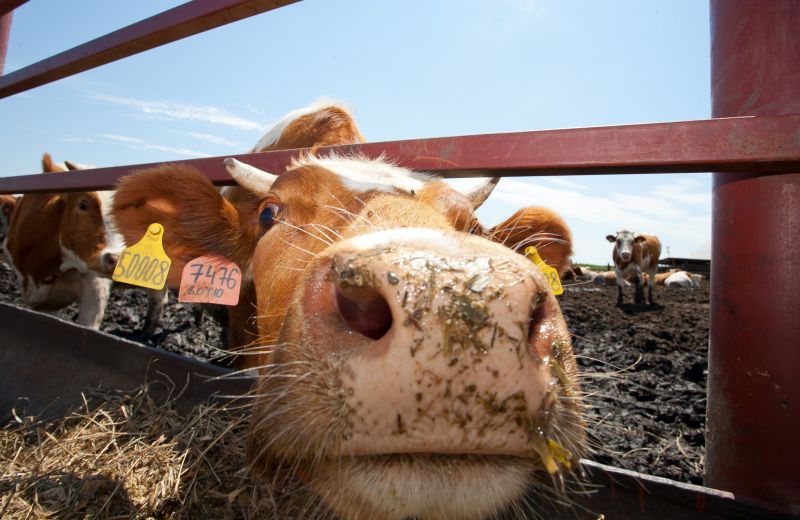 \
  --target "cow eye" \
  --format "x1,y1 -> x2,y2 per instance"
259,203 -> 281,230
78,199 -> 89,211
